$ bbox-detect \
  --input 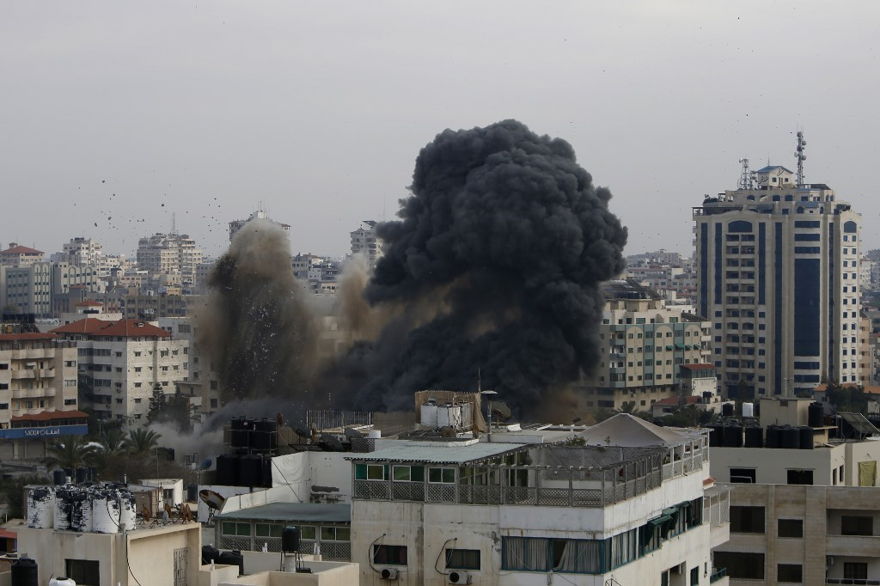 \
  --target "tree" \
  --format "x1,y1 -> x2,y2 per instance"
147,390 -> 196,433
44,436 -> 98,470
123,428 -> 162,456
